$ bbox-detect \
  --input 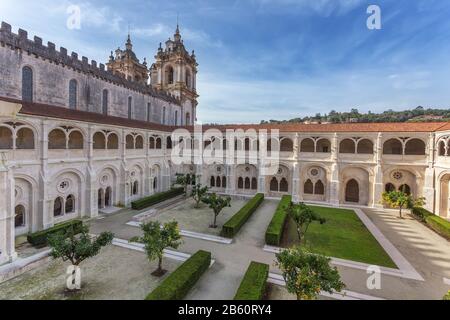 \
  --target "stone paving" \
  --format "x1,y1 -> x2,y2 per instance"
7,198 -> 450,300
